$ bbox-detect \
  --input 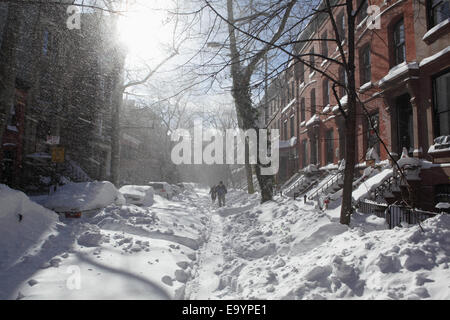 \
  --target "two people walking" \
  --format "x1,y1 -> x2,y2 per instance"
209,181 -> 227,207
